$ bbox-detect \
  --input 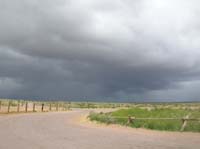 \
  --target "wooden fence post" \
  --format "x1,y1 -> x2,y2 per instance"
41,103 -> 44,112
68,102 -> 70,110
25,102 -> 28,112
0,101 -> 1,110
127,116 -> 135,125
56,103 -> 59,111
17,100 -> 20,112
62,103 -> 65,111
33,103 -> 35,112
181,115 -> 189,131
49,104 -> 52,111
8,101 -> 11,113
